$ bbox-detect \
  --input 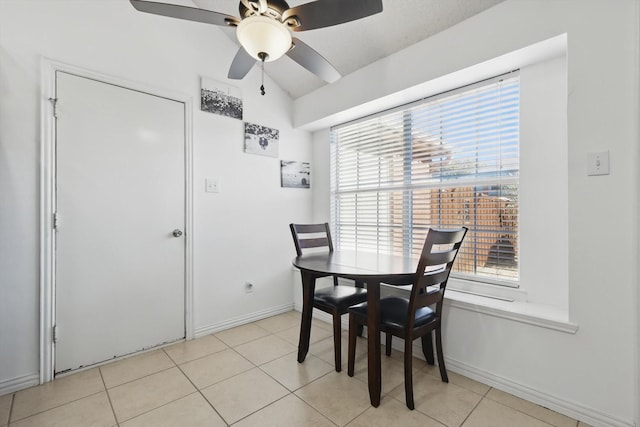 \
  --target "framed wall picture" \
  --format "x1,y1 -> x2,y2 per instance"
200,77 -> 243,120
281,160 -> 310,188
244,122 -> 279,157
